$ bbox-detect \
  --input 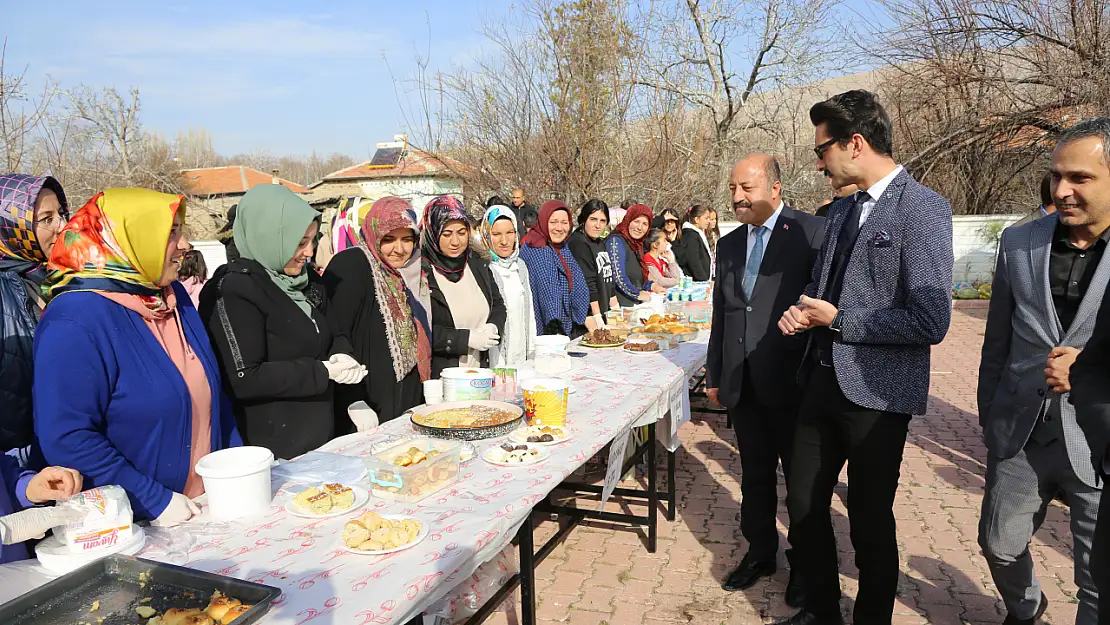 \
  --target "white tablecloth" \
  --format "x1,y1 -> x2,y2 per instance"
0,336 -> 710,625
